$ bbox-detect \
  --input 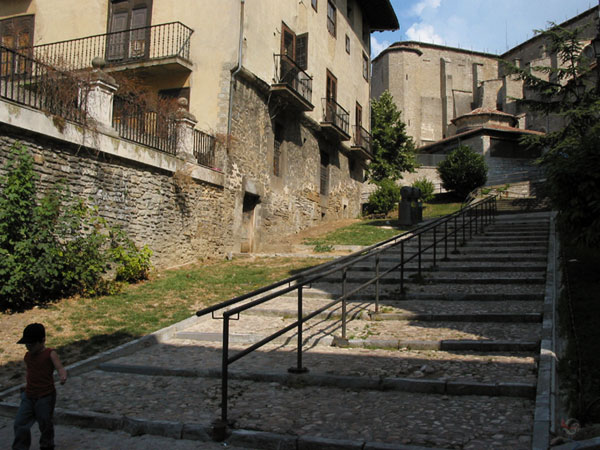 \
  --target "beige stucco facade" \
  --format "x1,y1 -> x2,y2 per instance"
0,0 -> 398,254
